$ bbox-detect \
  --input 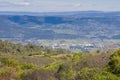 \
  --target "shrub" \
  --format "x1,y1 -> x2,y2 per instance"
108,49 -> 120,74
93,71 -> 120,80
28,52 -> 36,56
76,68 -> 101,80
0,67 -> 22,80
0,52 -> 2,56
72,52 -> 84,64
0,58 -> 19,67
20,63 -> 37,70
73,52 -> 84,60
22,70 -> 57,80
56,63 -> 74,80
